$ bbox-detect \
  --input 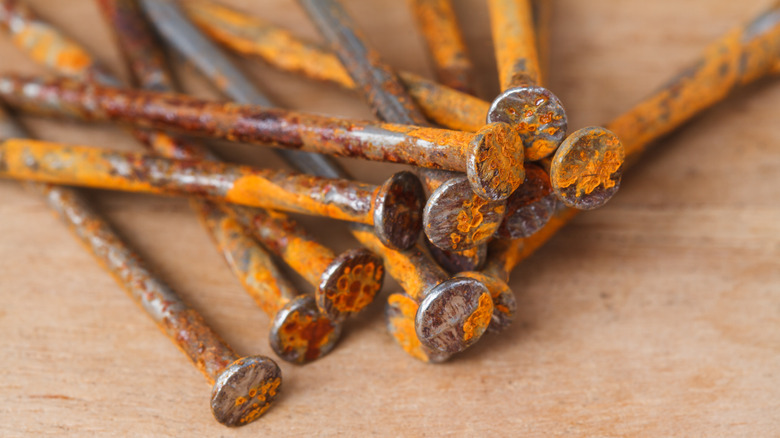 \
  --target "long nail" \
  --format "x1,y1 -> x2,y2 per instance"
351,225 -> 493,356
0,106 -> 280,426
410,0 -> 478,95
0,73 -> 519,203
0,136 -> 423,249
97,0 -> 352,356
